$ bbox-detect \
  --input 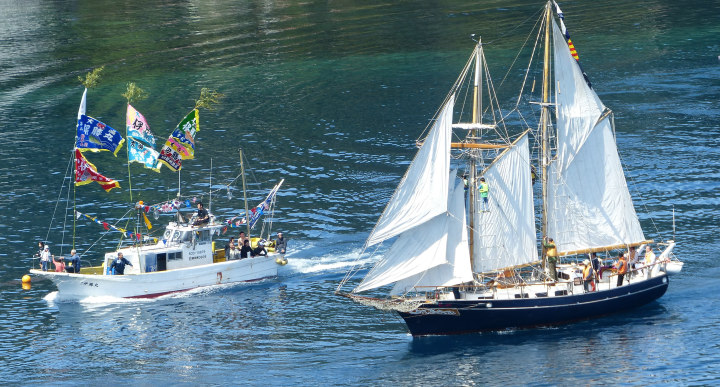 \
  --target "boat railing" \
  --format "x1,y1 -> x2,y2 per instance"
413,260 -> 669,300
